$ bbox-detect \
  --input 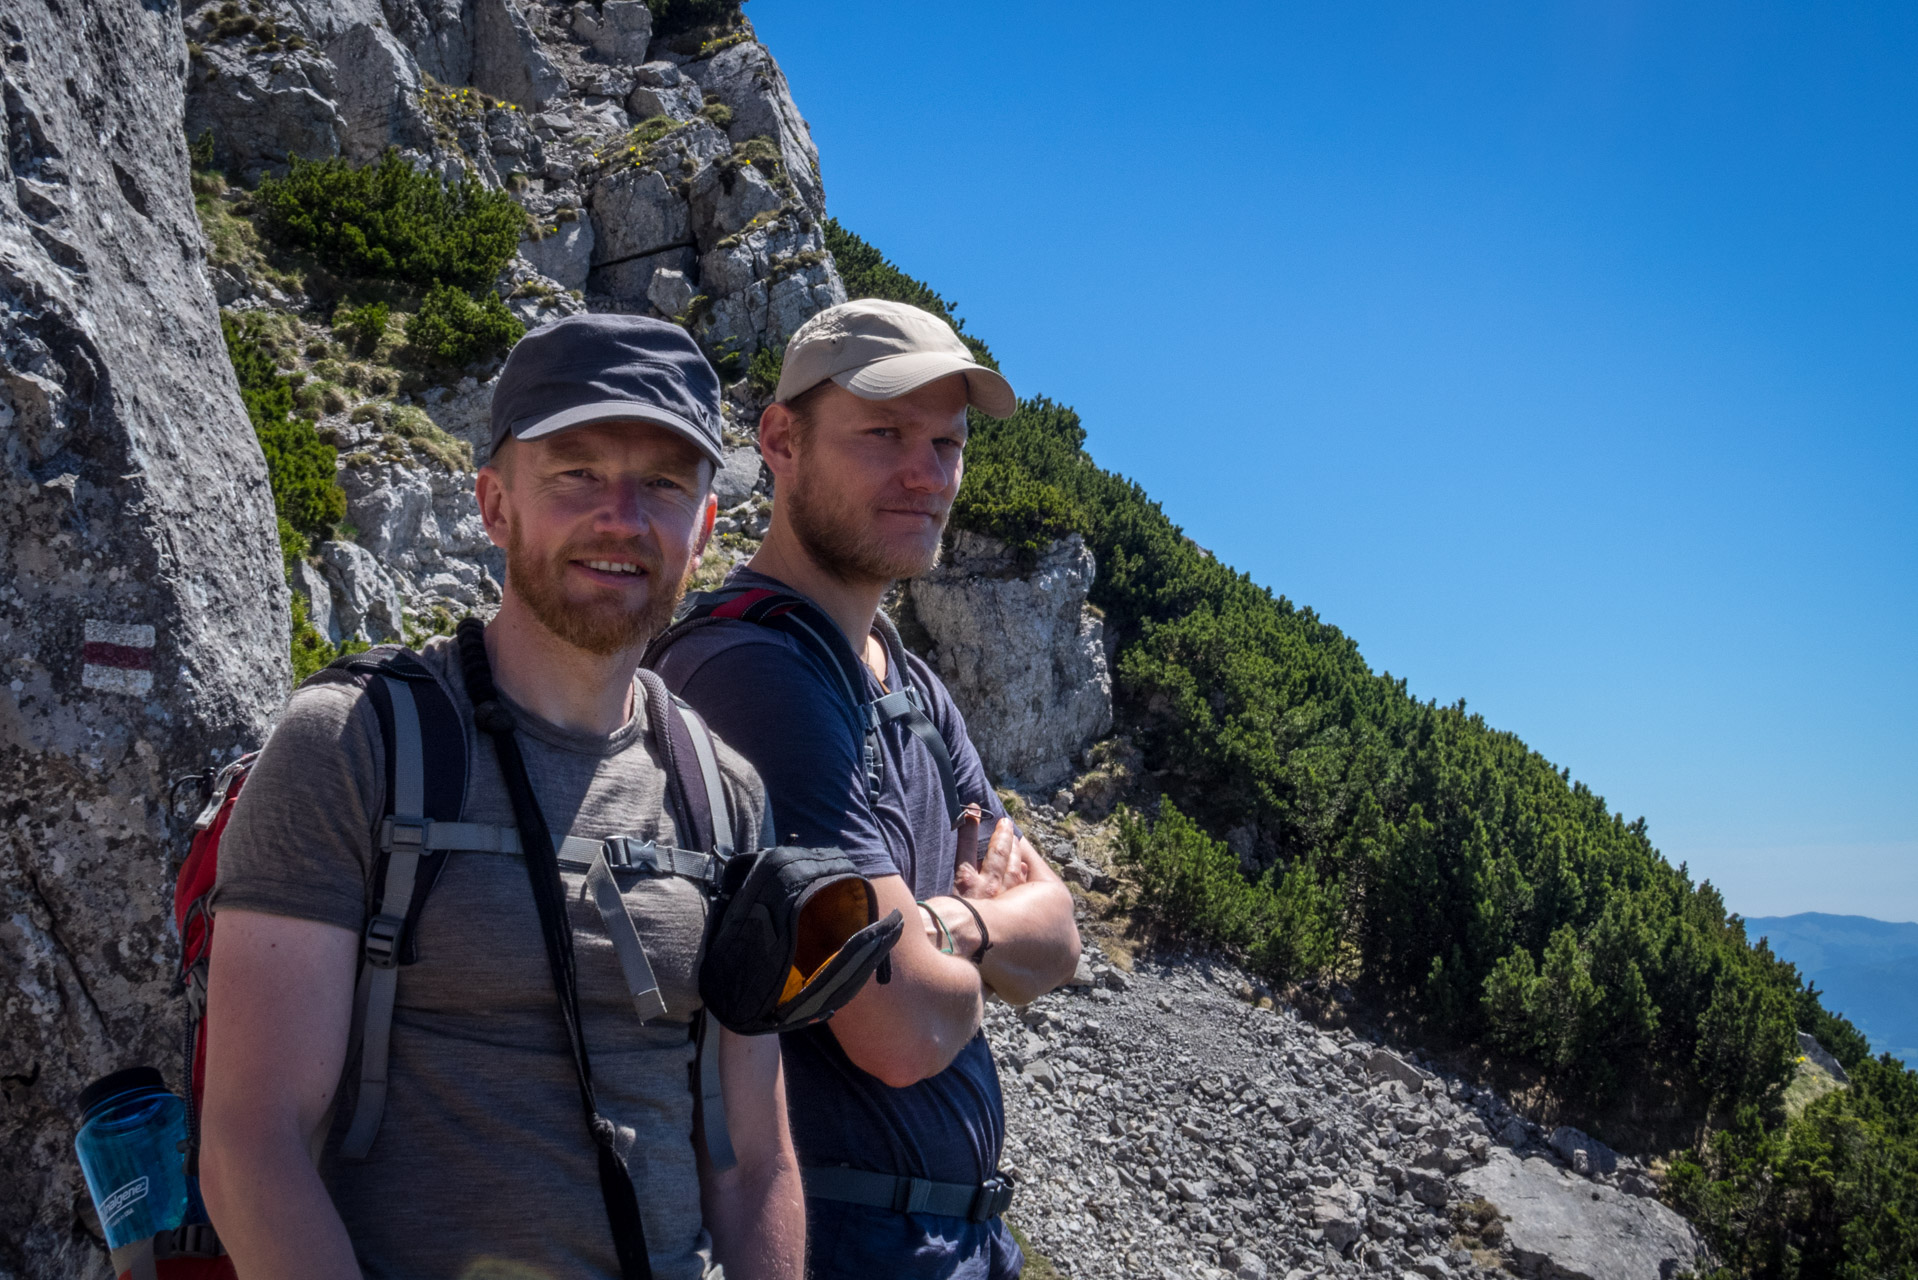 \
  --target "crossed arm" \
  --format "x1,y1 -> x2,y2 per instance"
825,818 -> 1081,1088
200,909 -> 803,1280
